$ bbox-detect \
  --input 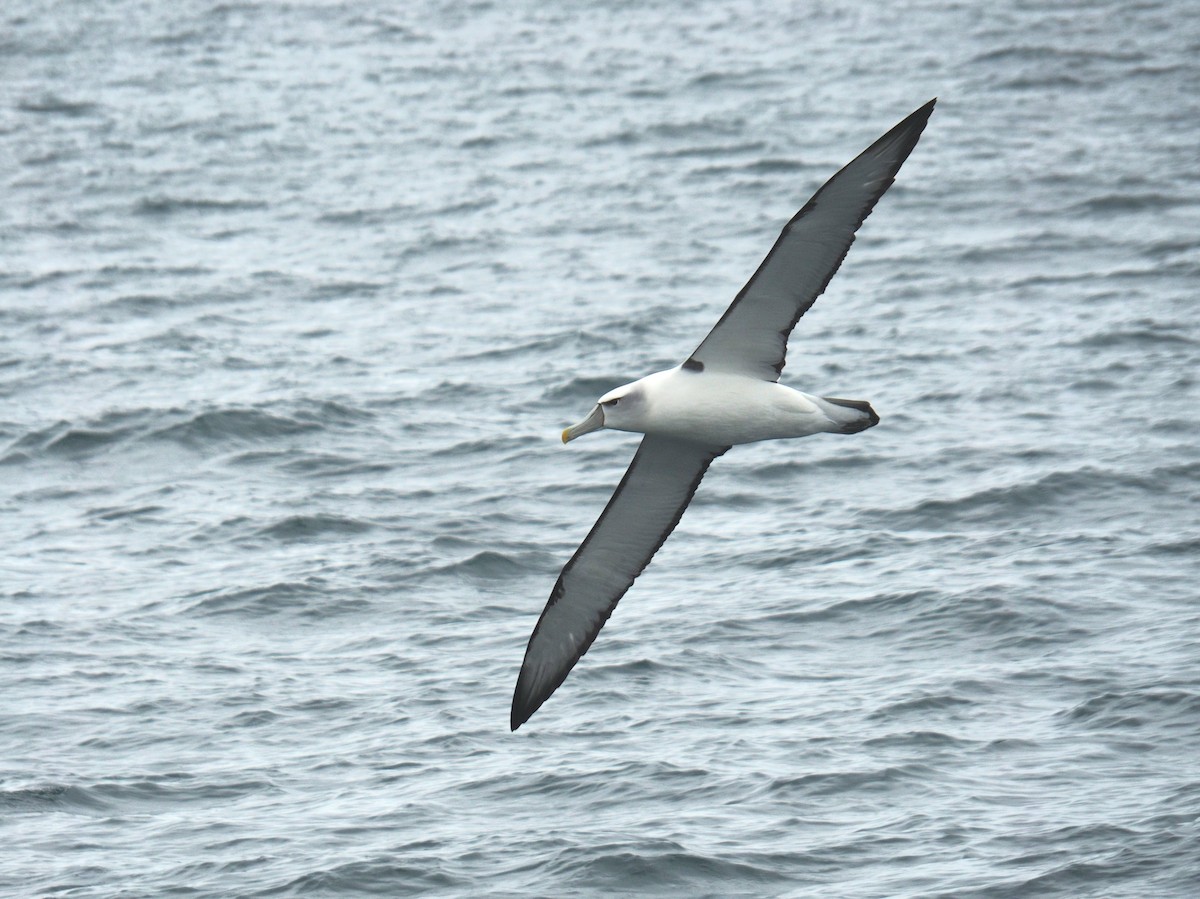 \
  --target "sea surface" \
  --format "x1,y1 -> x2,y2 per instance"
3,1 -> 1199,896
